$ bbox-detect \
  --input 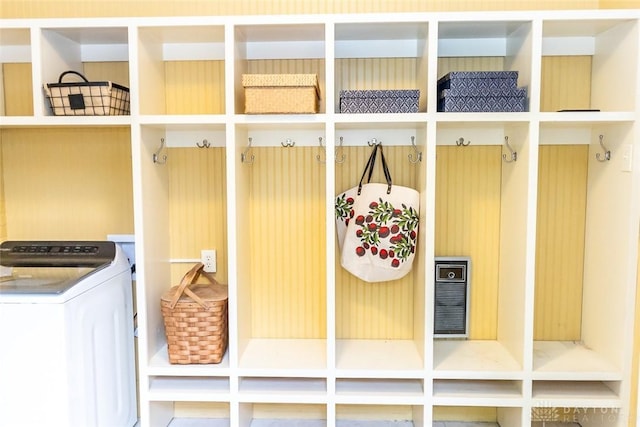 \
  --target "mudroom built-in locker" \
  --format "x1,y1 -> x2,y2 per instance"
1,5 -> 639,427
